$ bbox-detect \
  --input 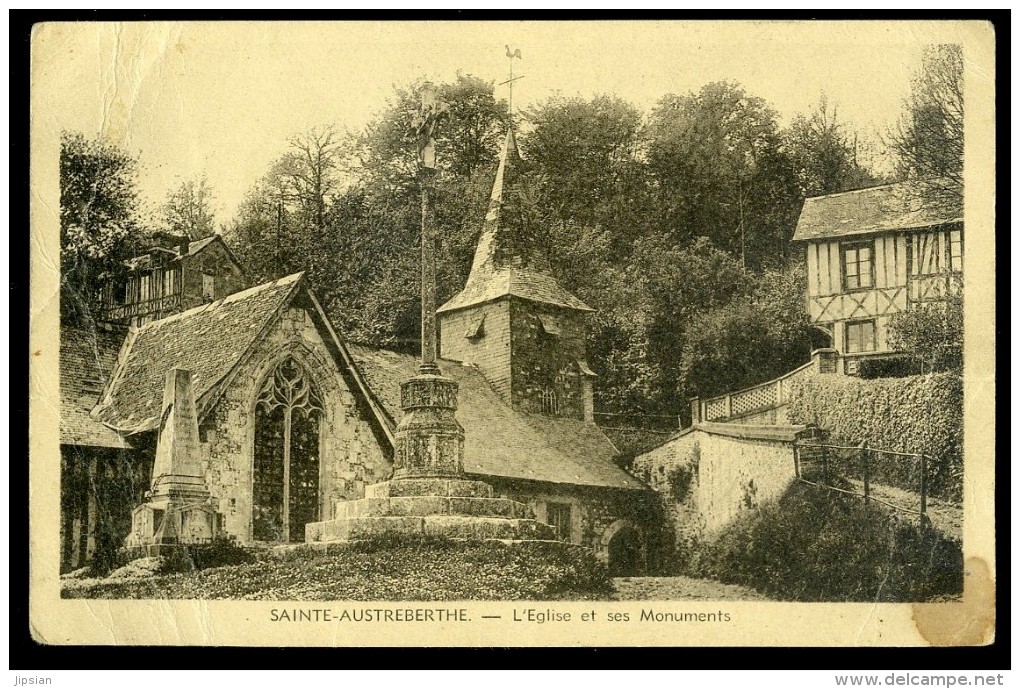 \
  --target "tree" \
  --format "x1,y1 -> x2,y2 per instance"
677,264 -> 813,402
785,95 -> 881,197
360,74 -> 510,197
279,125 -> 351,230
59,131 -> 142,324
888,44 -> 964,204
161,176 -> 216,240
646,82 -> 801,268
887,278 -> 963,373
523,95 -> 648,238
